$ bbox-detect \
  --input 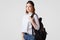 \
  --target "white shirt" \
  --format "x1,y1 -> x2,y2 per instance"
21,12 -> 40,35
